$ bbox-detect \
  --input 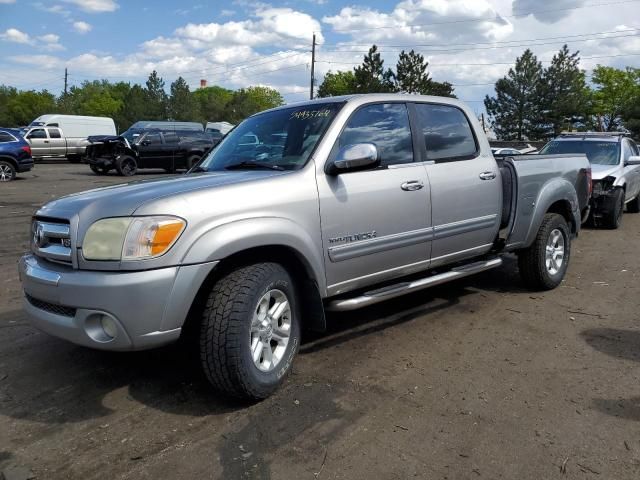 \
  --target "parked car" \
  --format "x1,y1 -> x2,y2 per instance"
84,129 -> 216,175
539,132 -> 640,228
20,94 -> 590,400
491,147 -> 522,156
23,114 -> 116,163
0,128 -> 34,182
129,121 -> 203,132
